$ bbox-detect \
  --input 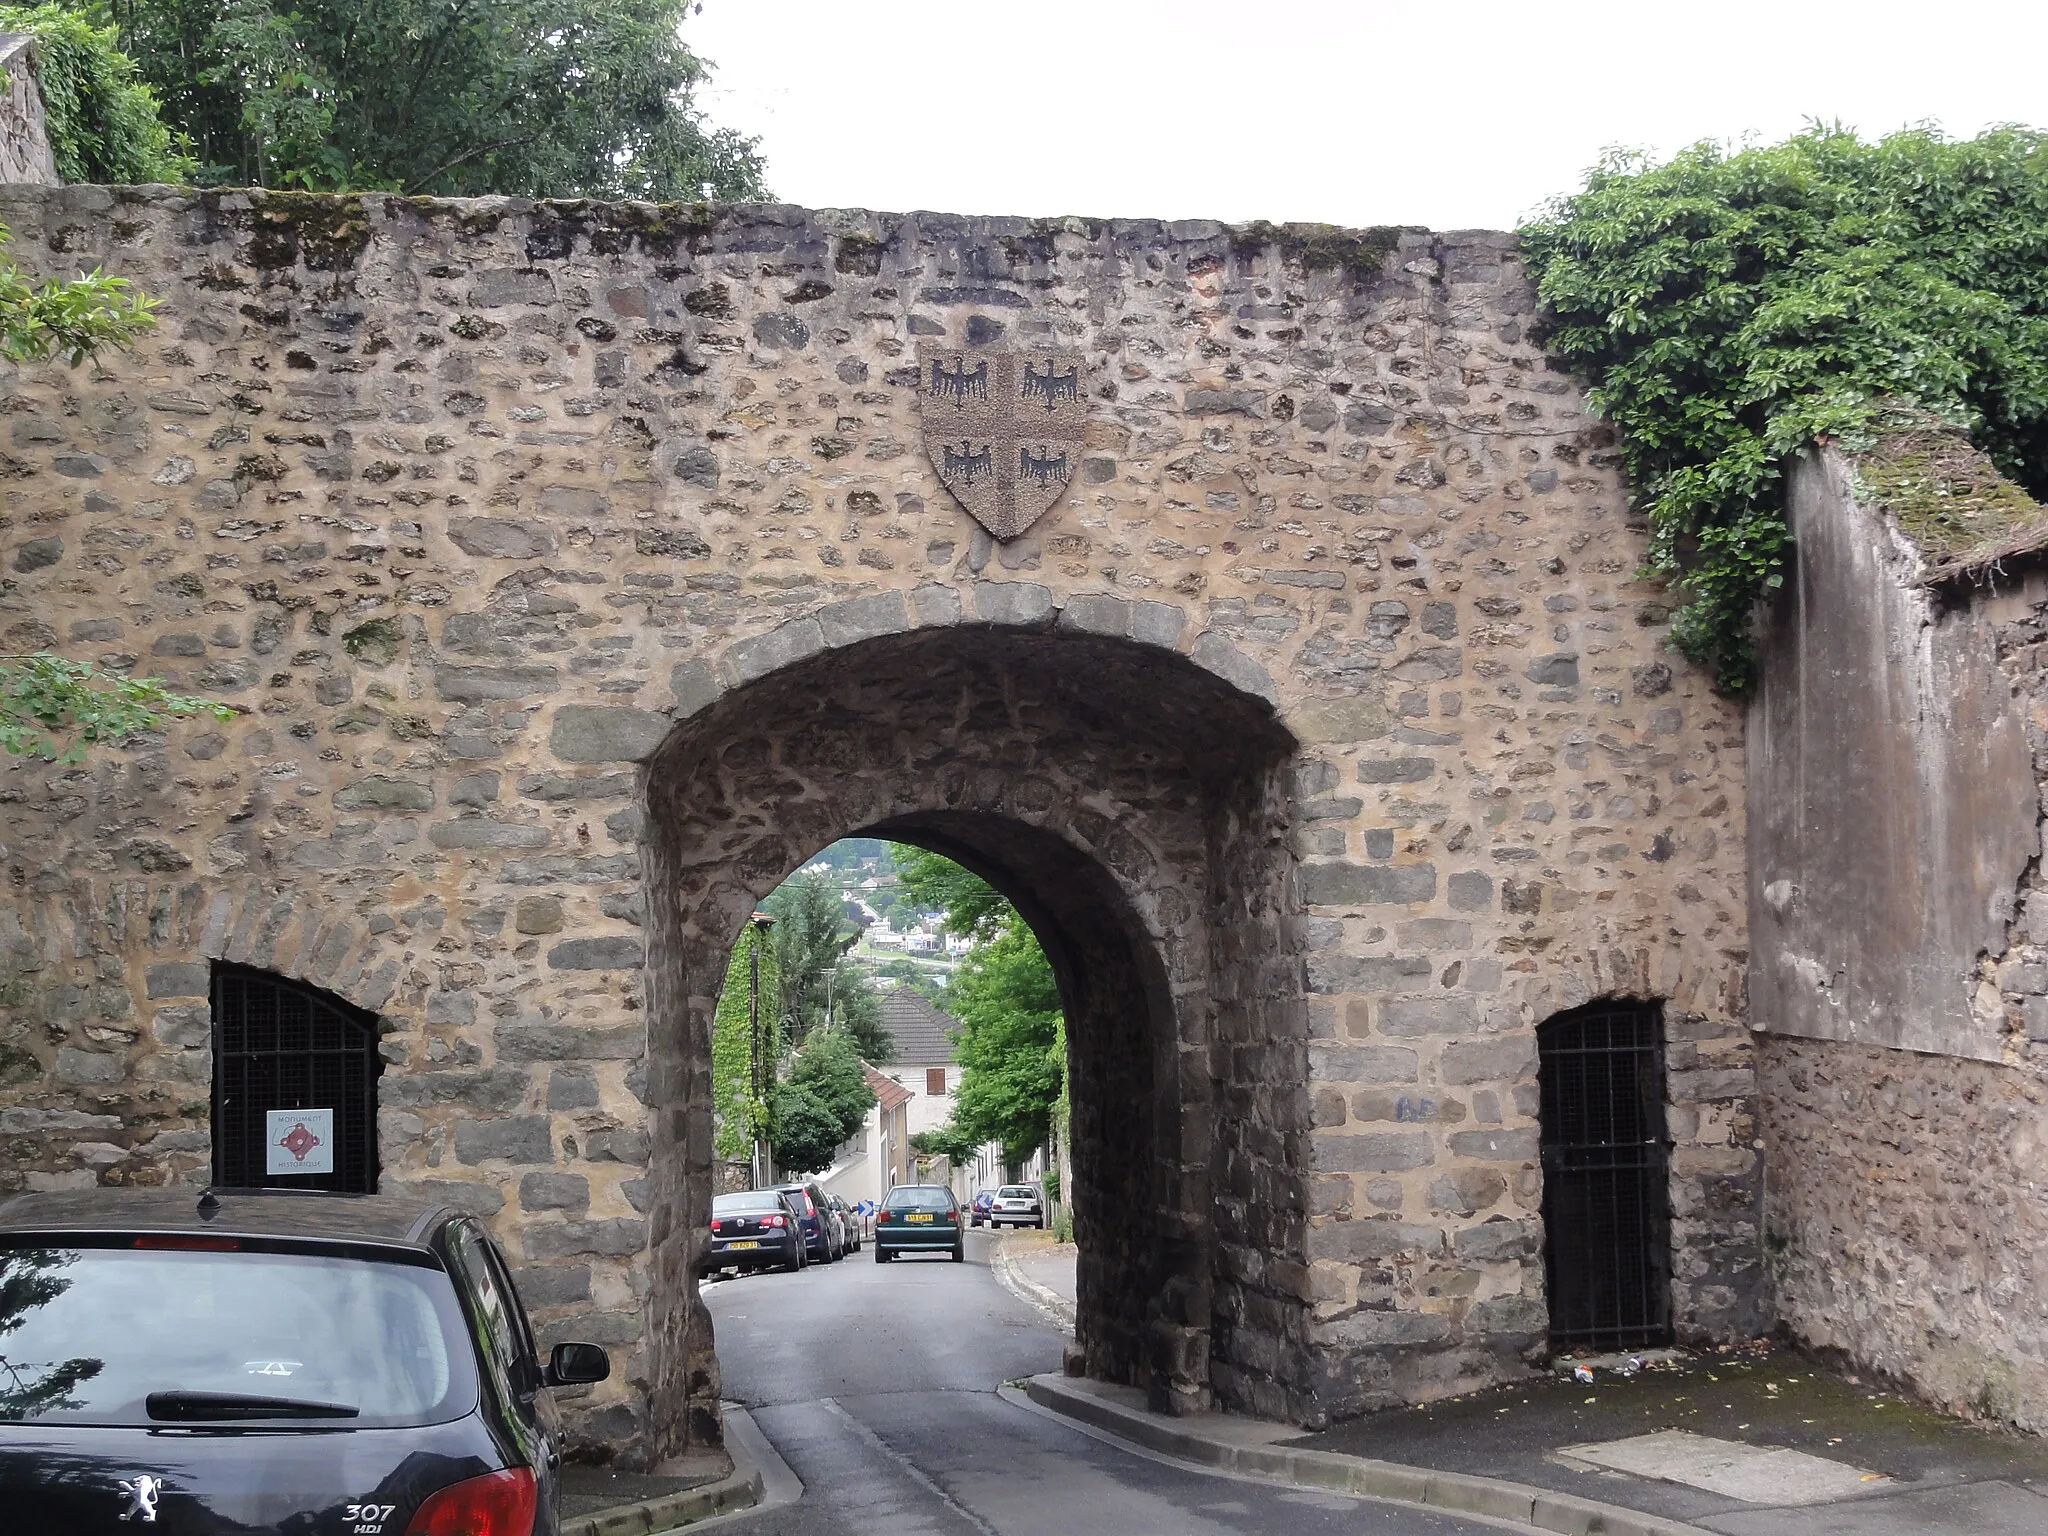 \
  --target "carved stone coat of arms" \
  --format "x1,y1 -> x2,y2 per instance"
917,346 -> 1085,541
